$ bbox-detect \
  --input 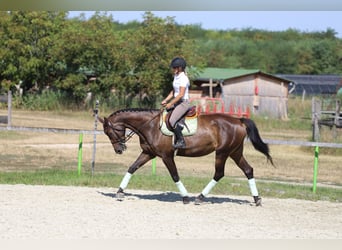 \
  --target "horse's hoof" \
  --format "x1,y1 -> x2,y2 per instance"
254,197 -> 262,206
194,194 -> 205,205
116,191 -> 125,201
182,196 -> 190,204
